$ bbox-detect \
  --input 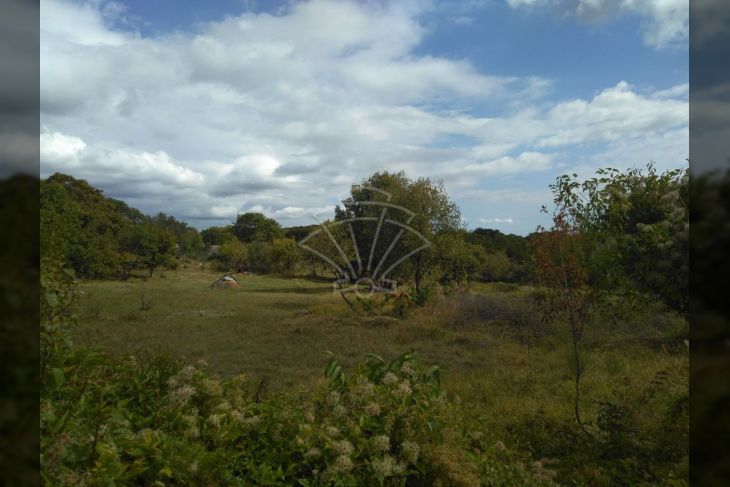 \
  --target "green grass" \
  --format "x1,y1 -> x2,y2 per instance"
74,266 -> 687,415
76,270 -> 532,383
73,267 -> 688,483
